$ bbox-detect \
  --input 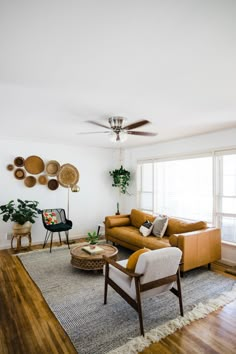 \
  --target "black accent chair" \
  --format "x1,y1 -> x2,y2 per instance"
42,209 -> 72,252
